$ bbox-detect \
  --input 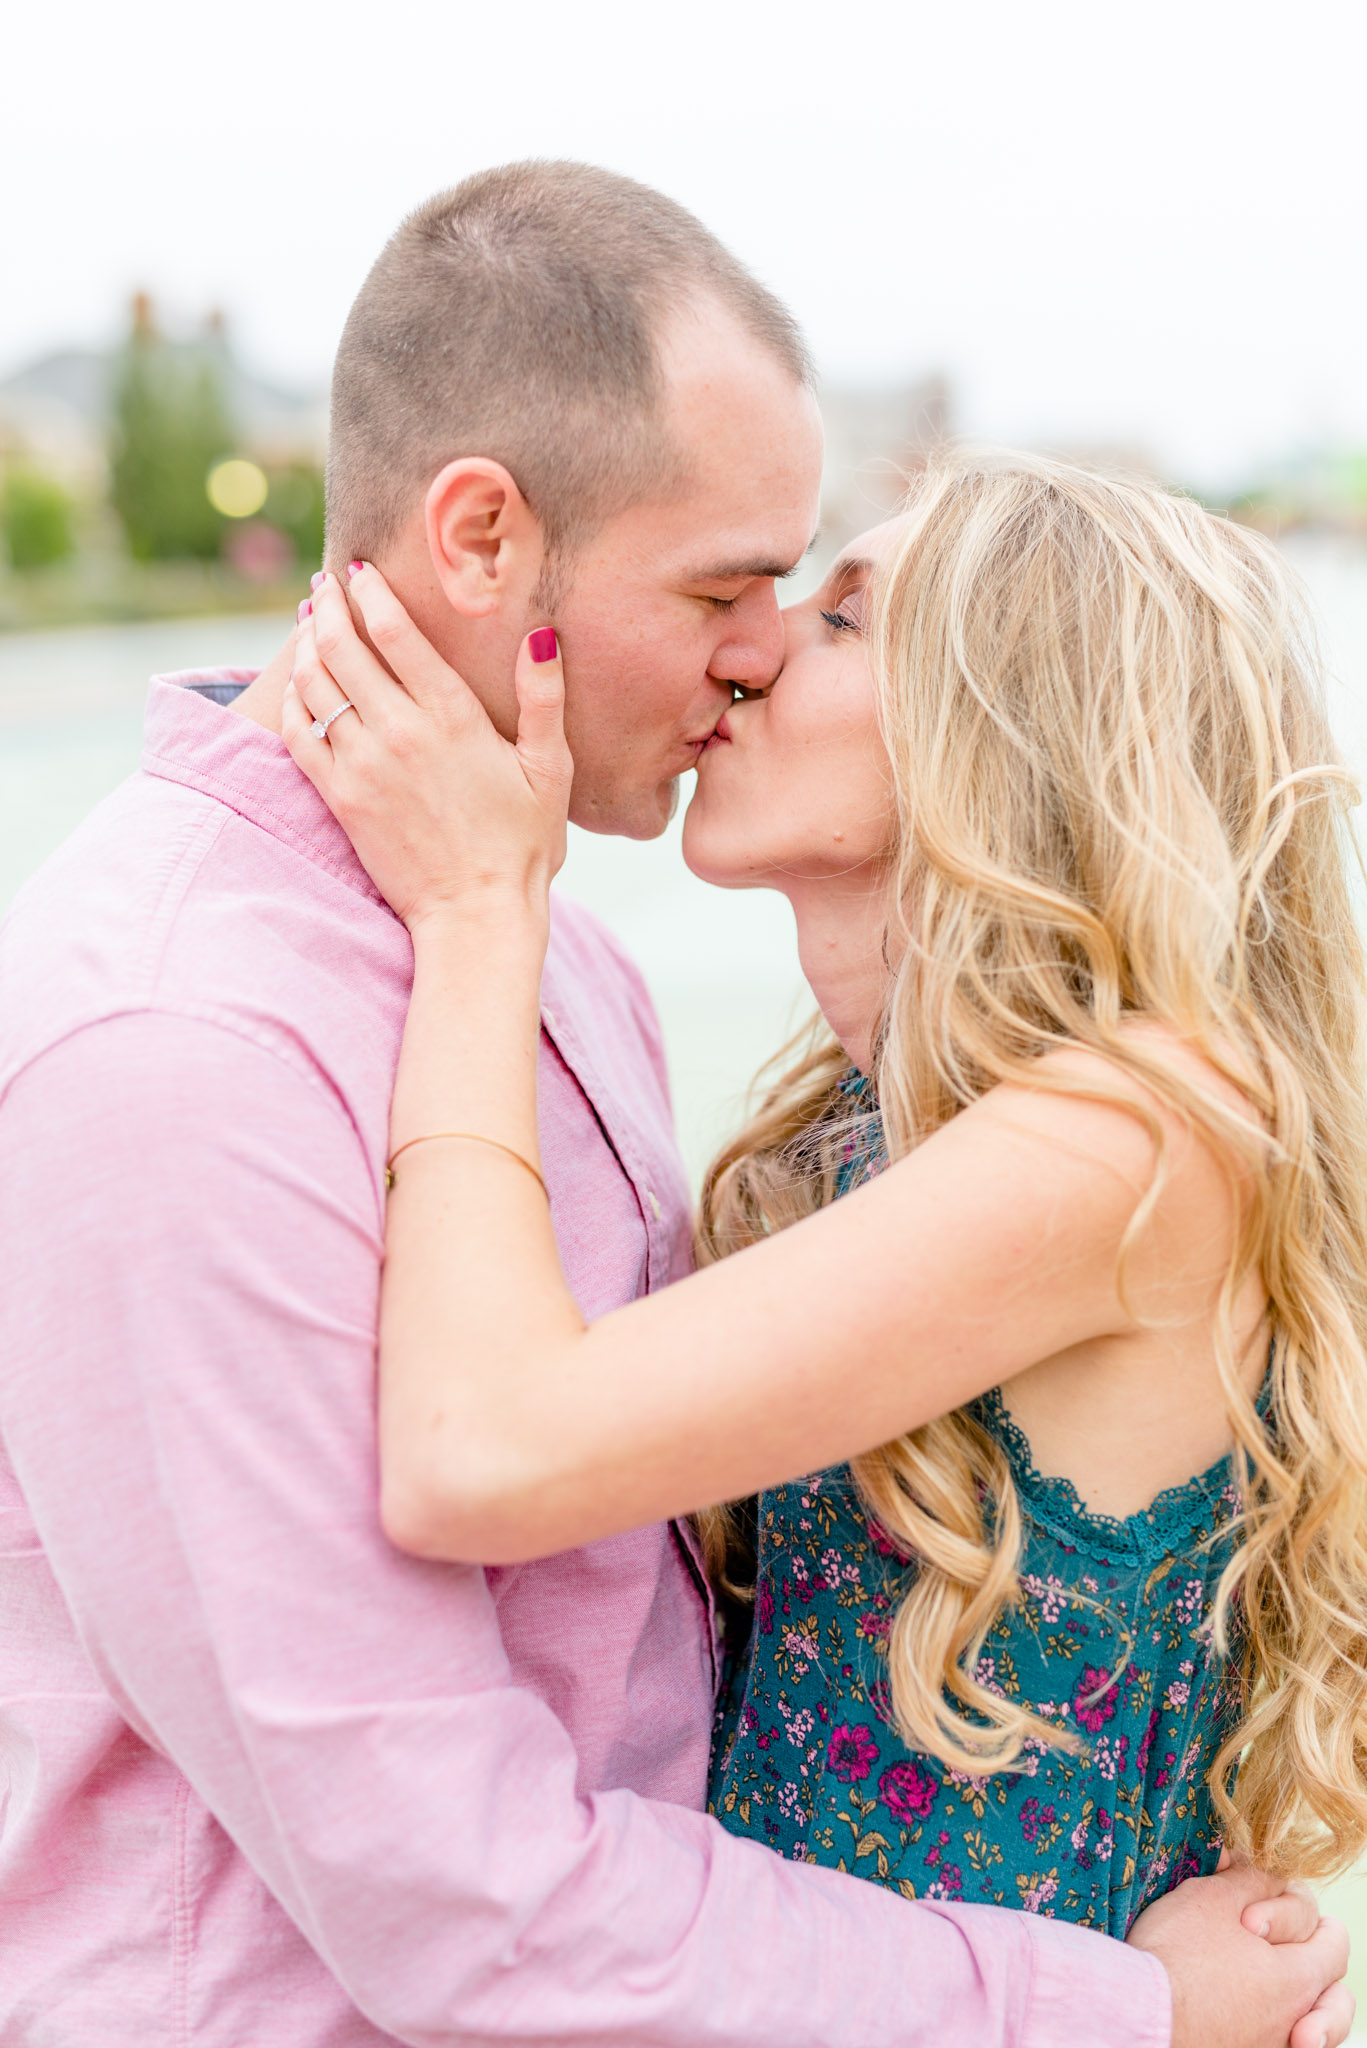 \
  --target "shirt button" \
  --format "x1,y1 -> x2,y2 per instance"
645,1189 -> 662,1220
542,1008 -> 558,1030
